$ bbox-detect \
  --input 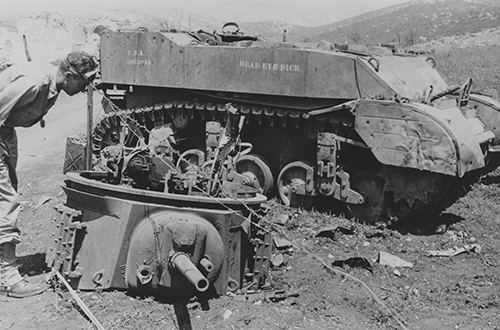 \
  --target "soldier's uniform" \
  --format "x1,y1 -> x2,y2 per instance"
0,62 -> 59,297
